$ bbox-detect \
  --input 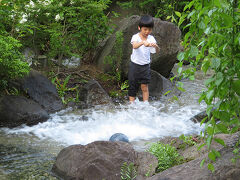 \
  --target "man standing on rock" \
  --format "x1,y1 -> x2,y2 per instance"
128,15 -> 160,103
